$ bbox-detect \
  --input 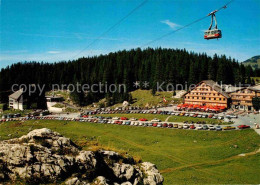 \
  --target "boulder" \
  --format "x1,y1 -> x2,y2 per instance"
0,128 -> 163,184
